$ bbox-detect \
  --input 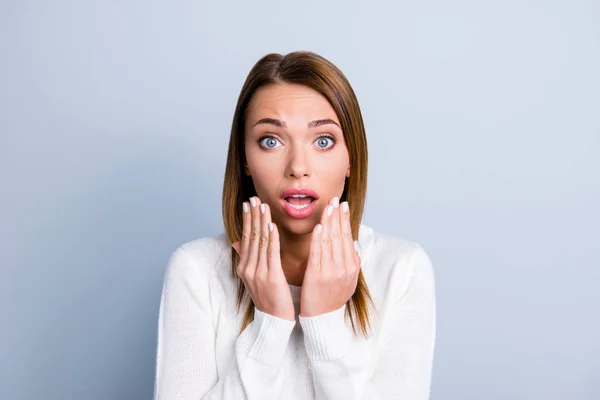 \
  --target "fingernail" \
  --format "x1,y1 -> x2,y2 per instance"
250,197 -> 256,207
243,202 -> 249,213
316,224 -> 322,233
269,222 -> 274,232
342,202 -> 349,213
332,197 -> 339,208
260,204 -> 265,214
327,205 -> 333,216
